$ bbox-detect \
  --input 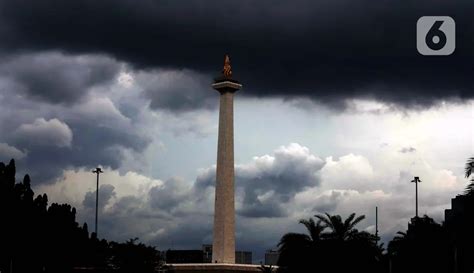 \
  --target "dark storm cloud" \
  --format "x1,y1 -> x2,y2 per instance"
0,53 -> 120,104
8,118 -> 150,183
0,63 -> 151,184
0,0 -> 473,109
135,70 -> 216,112
239,198 -> 286,218
148,177 -> 190,211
